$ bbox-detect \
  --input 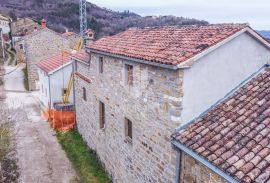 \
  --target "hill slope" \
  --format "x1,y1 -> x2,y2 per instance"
0,0 -> 208,38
